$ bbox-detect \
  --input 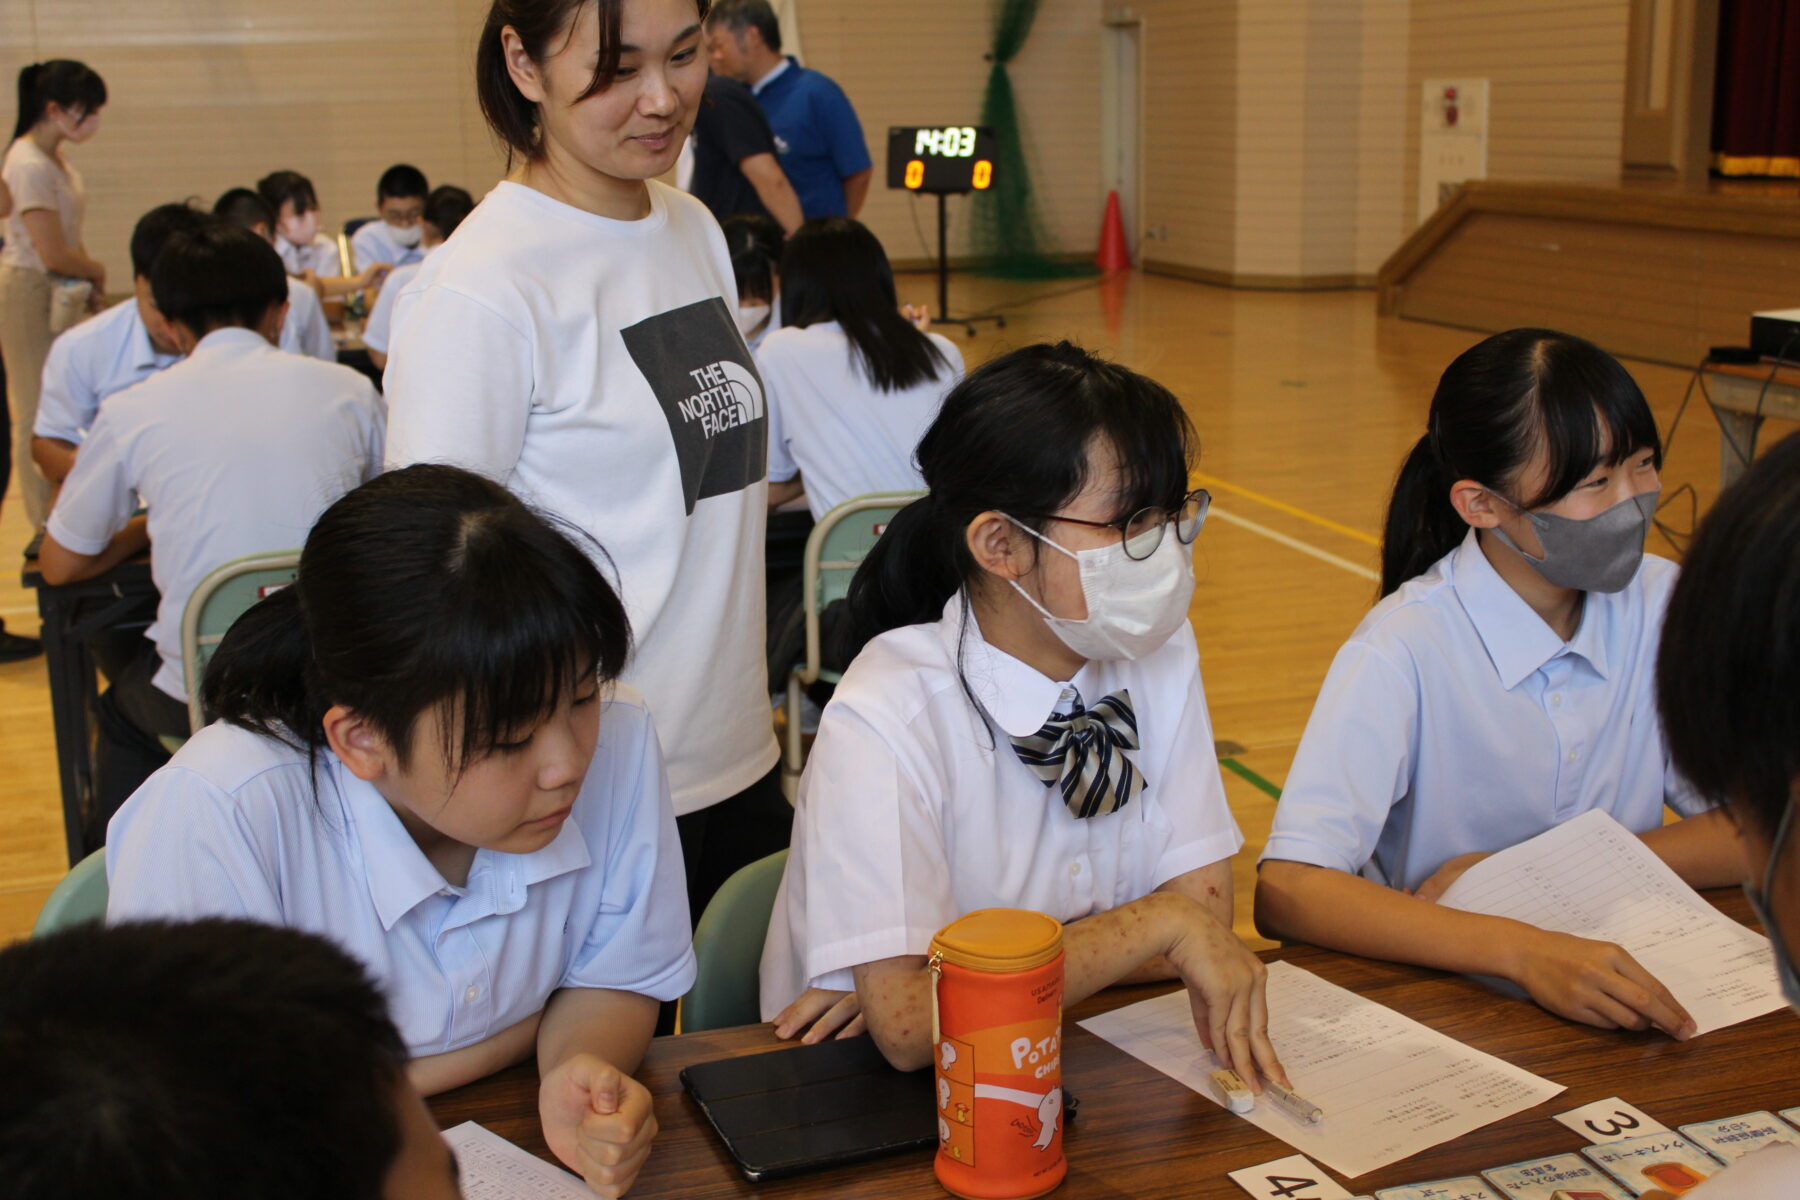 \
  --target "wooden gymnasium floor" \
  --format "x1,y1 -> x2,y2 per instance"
0,272 -> 1782,947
